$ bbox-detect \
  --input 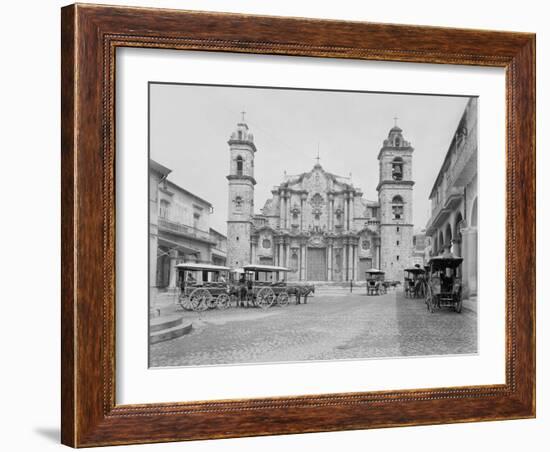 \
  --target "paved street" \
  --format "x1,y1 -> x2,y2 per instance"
149,291 -> 477,367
